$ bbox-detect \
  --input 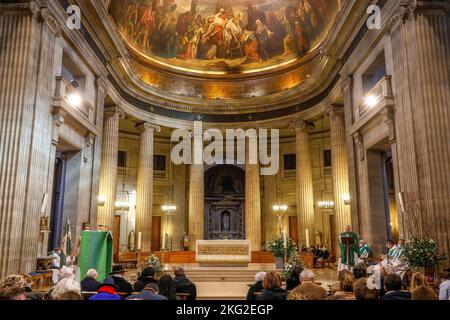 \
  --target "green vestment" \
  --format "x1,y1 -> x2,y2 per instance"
339,231 -> 359,266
